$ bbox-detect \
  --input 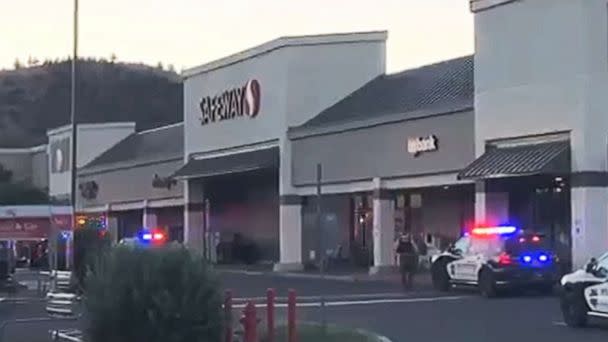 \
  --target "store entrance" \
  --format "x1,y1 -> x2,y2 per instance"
350,194 -> 373,268
488,175 -> 571,269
